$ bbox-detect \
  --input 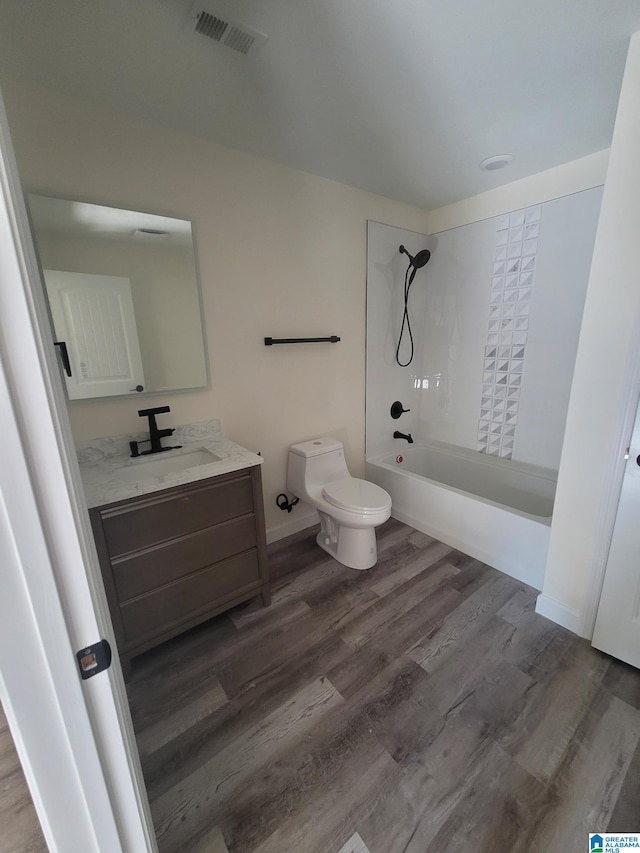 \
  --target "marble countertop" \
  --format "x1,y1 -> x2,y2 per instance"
76,419 -> 263,508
